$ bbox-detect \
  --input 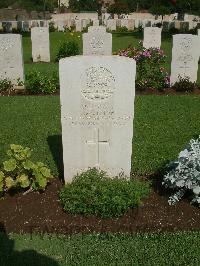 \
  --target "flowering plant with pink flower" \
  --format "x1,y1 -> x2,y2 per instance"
118,42 -> 169,90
